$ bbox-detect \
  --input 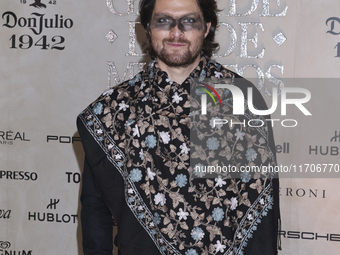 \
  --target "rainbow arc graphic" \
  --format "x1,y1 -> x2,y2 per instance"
198,83 -> 223,114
